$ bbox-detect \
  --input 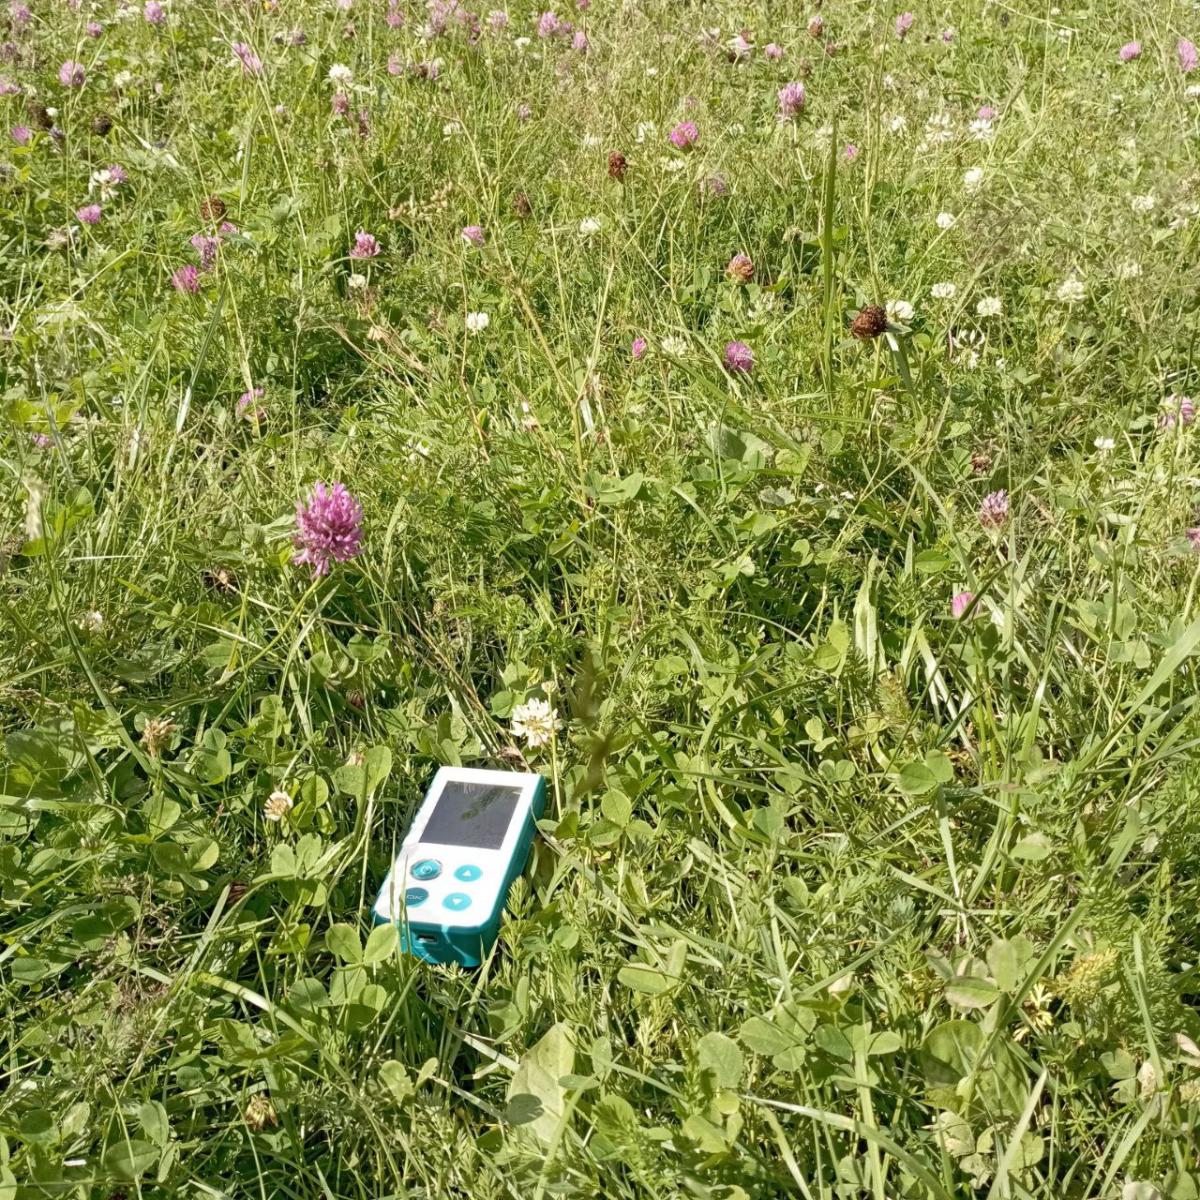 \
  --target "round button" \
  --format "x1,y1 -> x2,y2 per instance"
442,892 -> 472,913
404,887 -> 428,907
410,859 -> 441,881
454,864 -> 482,882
